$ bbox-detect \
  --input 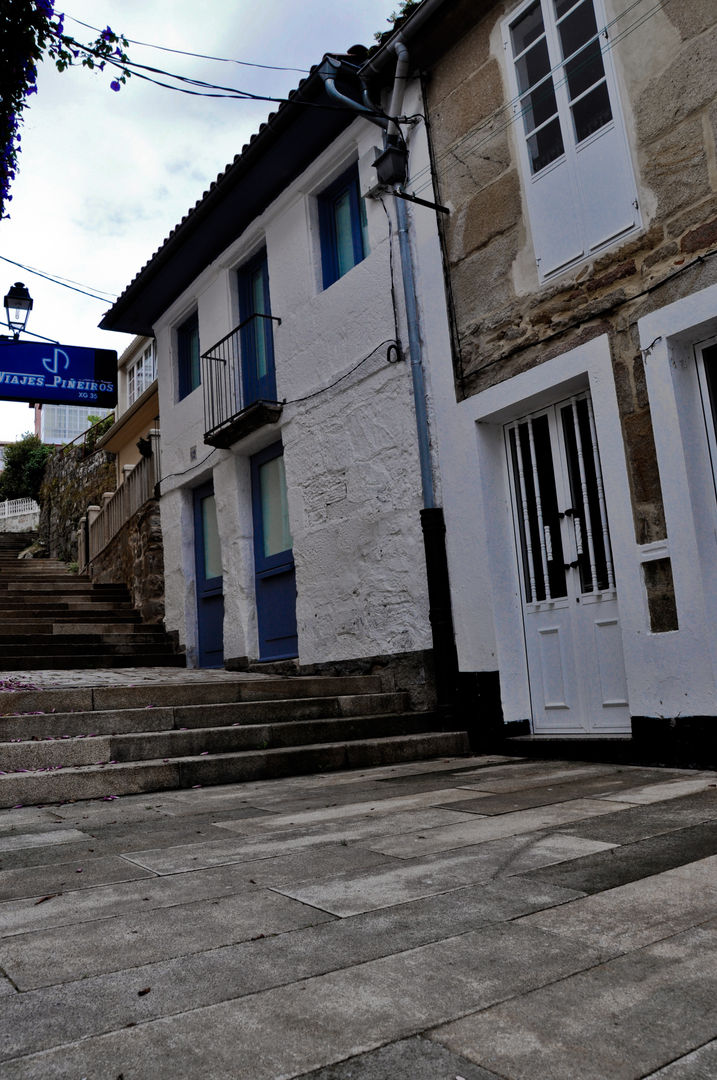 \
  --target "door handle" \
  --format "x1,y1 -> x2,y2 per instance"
563,560 -> 579,570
